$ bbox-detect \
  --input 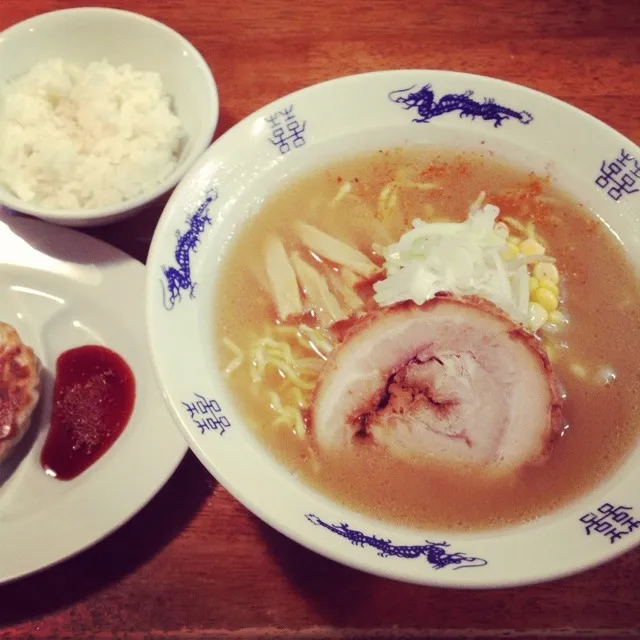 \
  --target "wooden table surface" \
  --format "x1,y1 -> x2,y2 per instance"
1,0 -> 640,638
